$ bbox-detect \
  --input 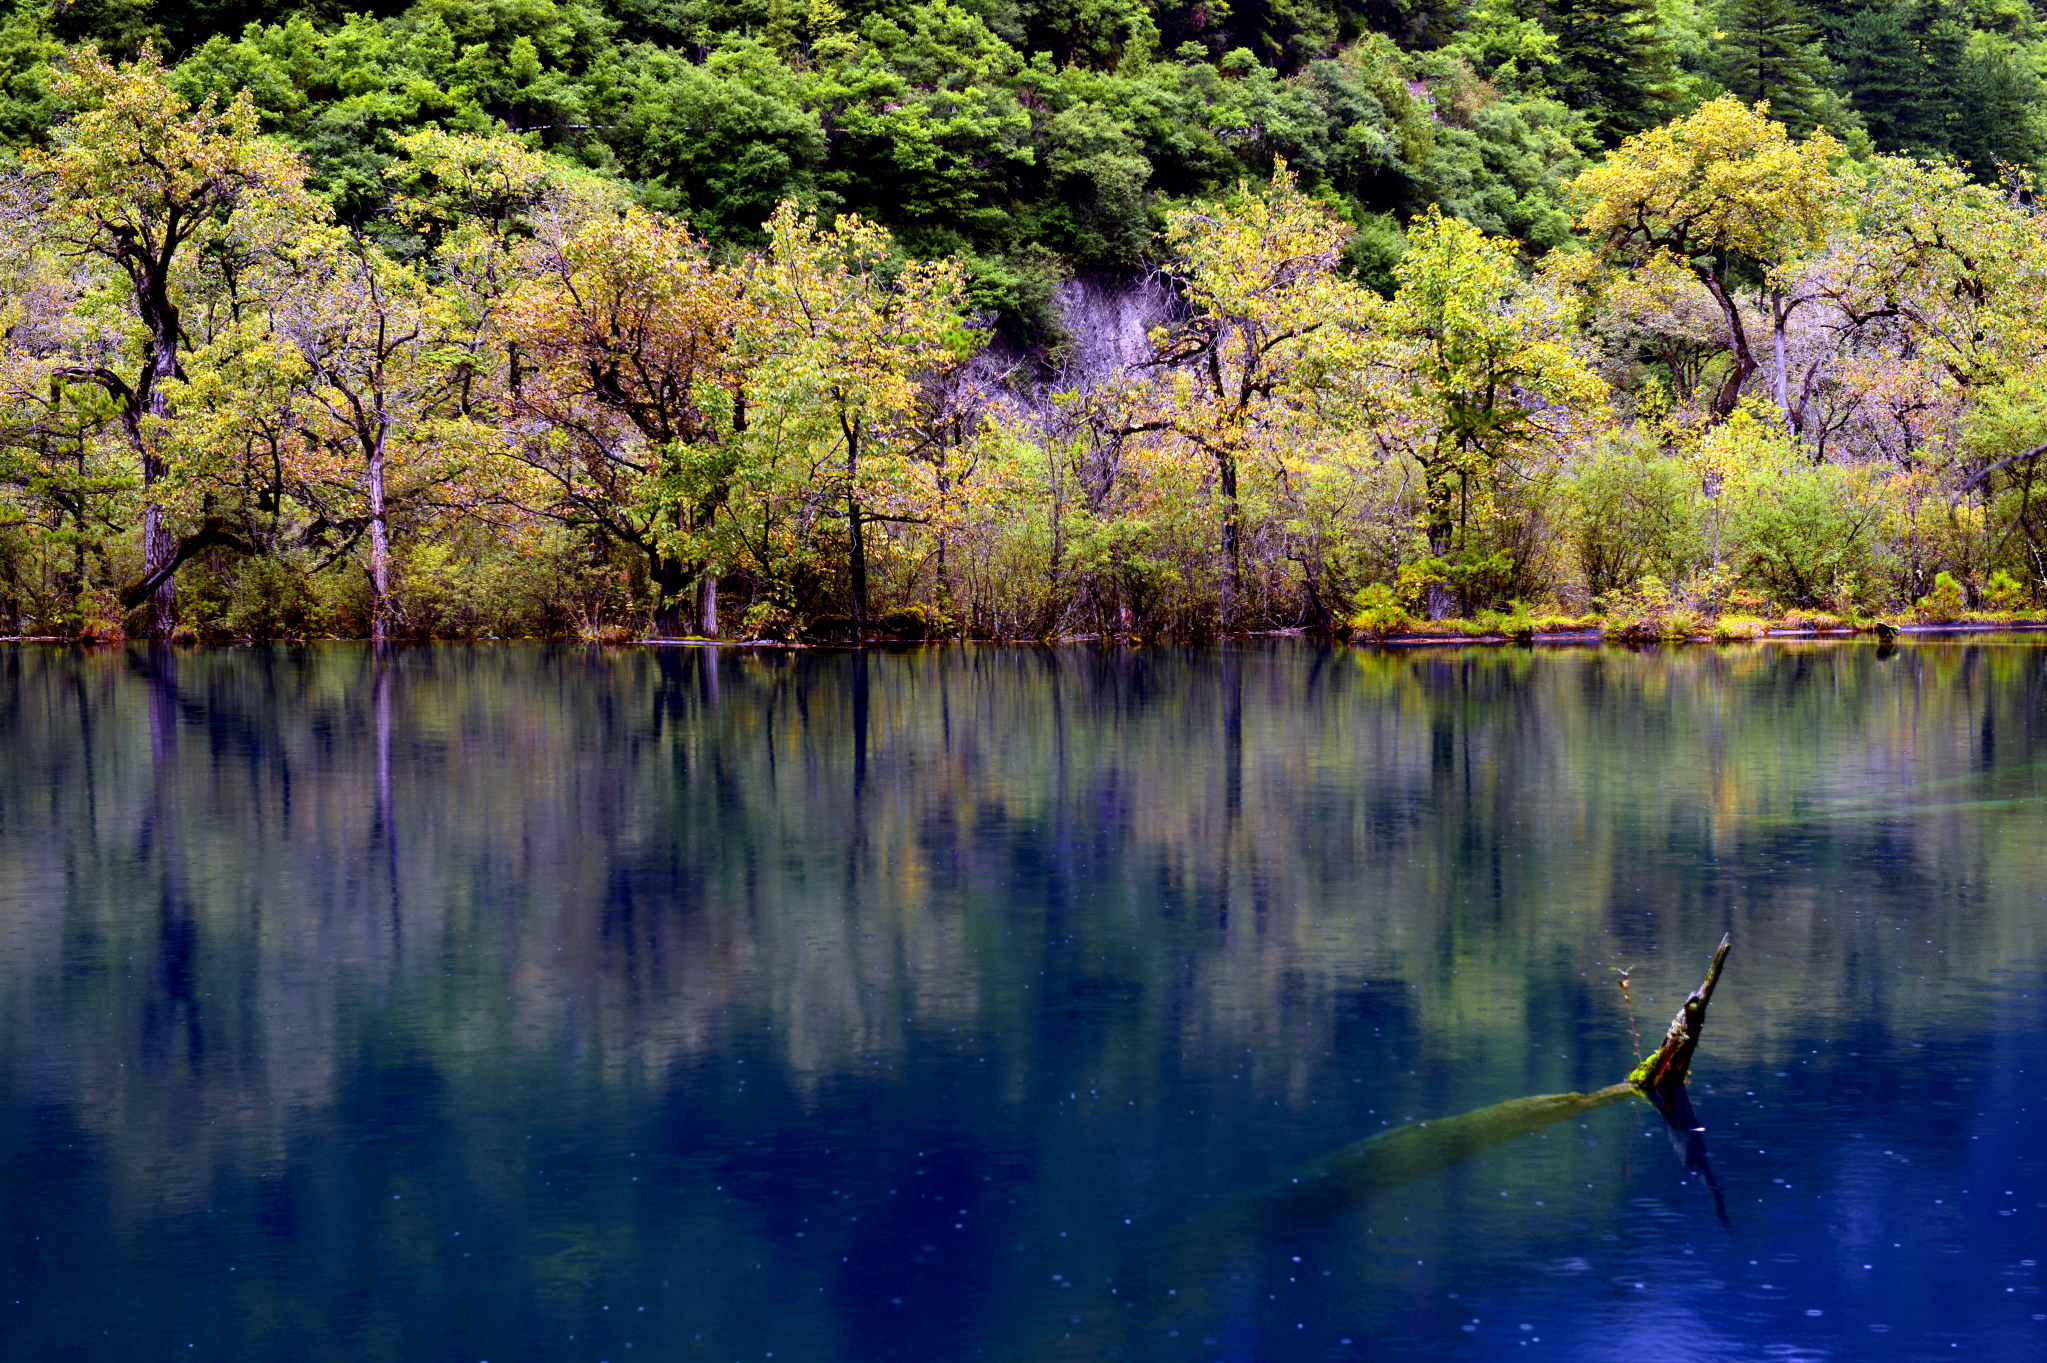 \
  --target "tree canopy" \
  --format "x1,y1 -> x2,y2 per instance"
4,14 -> 2047,641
